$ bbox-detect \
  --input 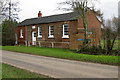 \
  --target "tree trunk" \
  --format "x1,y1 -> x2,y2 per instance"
110,35 -> 117,51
